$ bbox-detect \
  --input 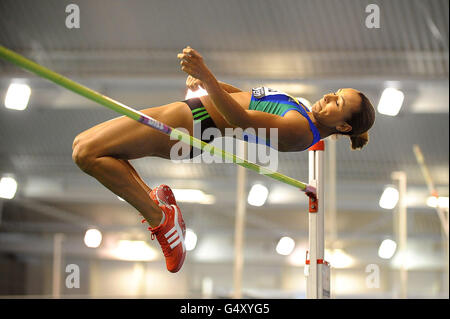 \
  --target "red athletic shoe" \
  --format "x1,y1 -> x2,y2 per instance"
146,185 -> 186,273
